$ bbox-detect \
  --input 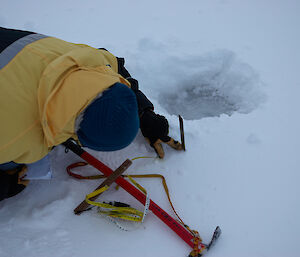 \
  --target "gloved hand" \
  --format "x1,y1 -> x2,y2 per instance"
140,110 -> 183,158
0,165 -> 29,201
